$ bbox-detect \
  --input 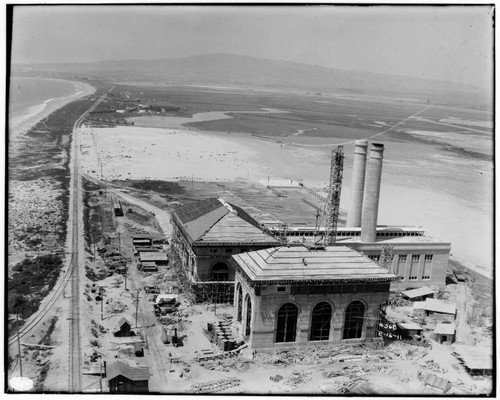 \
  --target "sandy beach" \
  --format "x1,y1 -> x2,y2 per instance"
9,79 -> 96,136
